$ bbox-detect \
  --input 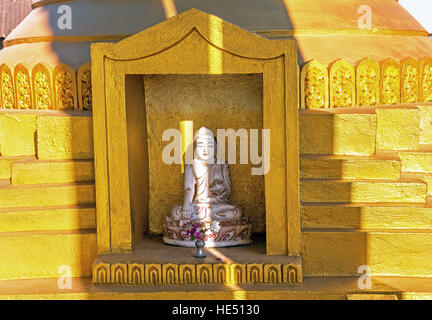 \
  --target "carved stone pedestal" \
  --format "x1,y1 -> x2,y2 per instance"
163,218 -> 253,247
